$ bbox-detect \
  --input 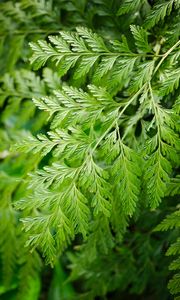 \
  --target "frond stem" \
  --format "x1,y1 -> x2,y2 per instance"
153,40 -> 180,75
91,84 -> 147,153
148,82 -> 161,148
